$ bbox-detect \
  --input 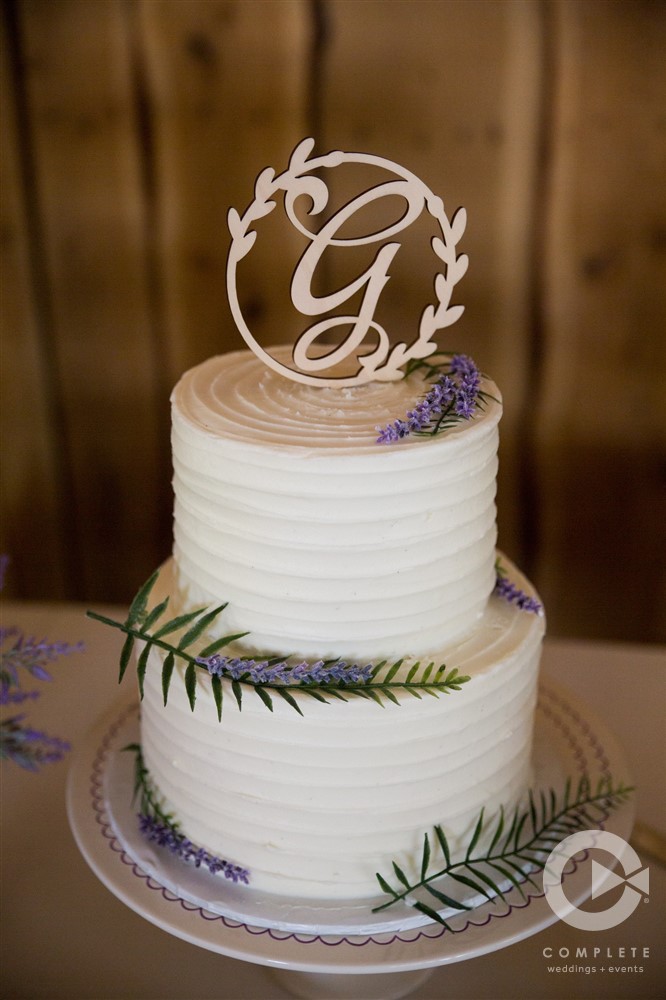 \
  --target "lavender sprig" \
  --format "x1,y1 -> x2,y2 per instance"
494,565 -> 544,616
138,814 -> 250,884
0,714 -> 71,771
200,655 -> 375,687
1,557 -> 83,770
449,353 -> 481,418
1,634 -> 84,687
0,688 -> 39,707
90,572 -> 471,721
125,742 -> 250,883
377,353 -> 485,444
